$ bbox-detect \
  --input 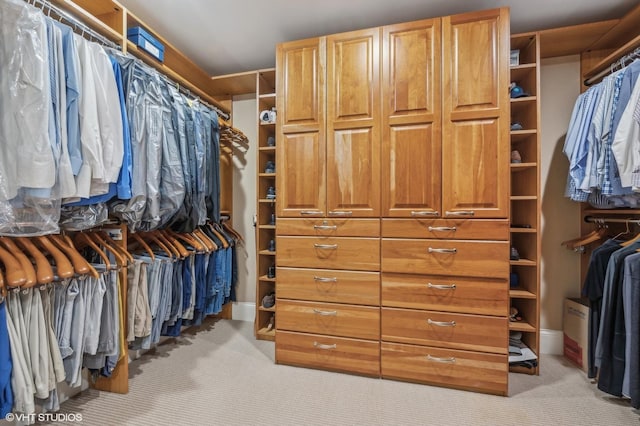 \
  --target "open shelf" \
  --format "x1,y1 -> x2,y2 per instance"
258,306 -> 276,313
259,199 -> 277,203
510,289 -> 537,299
509,321 -> 536,333
257,328 -> 276,340
510,228 -> 537,233
259,225 -> 276,230
259,146 -> 277,152
510,259 -> 537,266
259,275 -> 276,282
510,96 -> 537,104
511,163 -> 537,171
511,196 -> 538,201
259,250 -> 276,256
